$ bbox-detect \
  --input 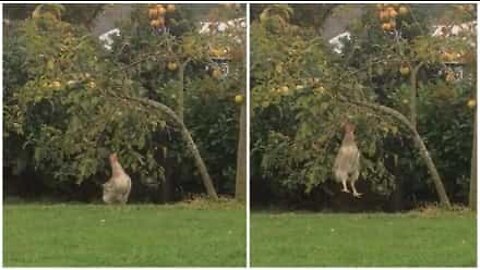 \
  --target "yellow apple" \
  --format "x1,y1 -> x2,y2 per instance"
234,94 -> 244,104
167,62 -> 178,71
467,99 -> 476,108
399,66 -> 410,76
